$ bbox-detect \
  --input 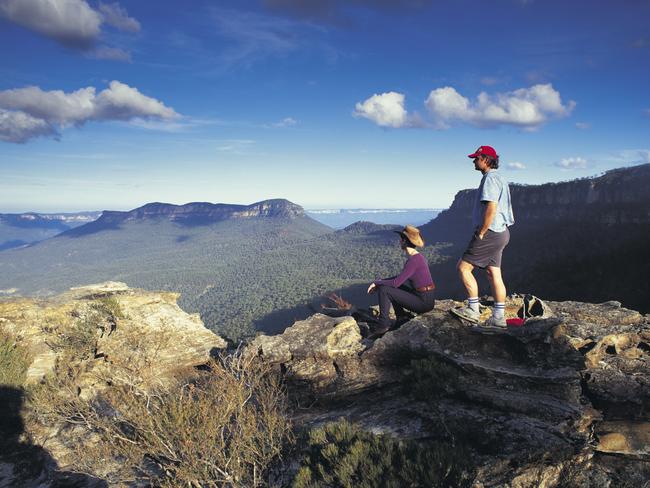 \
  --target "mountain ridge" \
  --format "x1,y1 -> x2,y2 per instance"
420,163 -> 650,313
